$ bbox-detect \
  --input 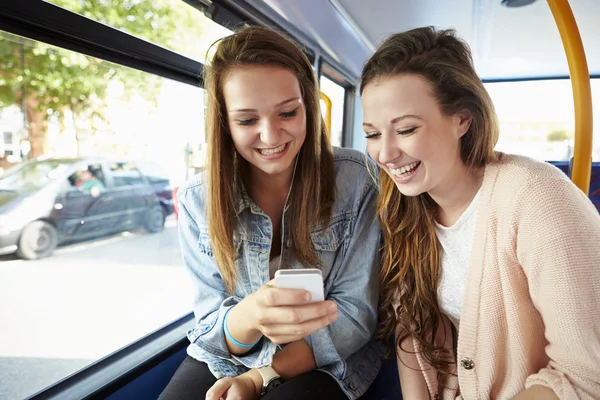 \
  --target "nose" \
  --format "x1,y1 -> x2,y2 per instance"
378,134 -> 401,165
259,118 -> 283,147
